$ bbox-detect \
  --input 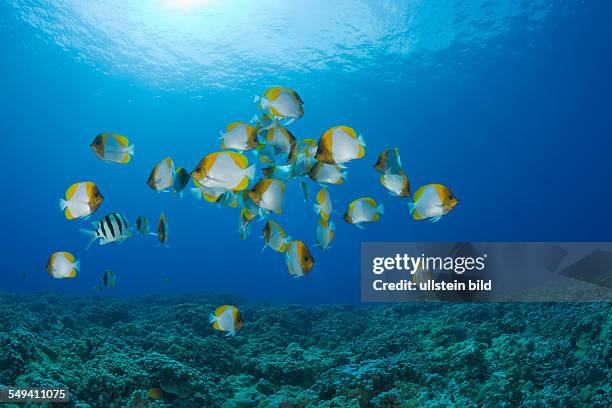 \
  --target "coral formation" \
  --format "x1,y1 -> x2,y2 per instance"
0,293 -> 609,407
